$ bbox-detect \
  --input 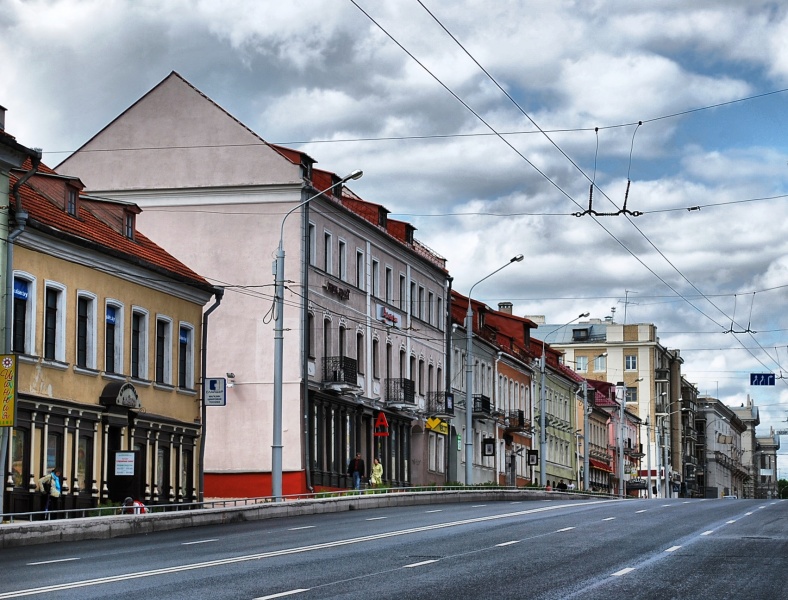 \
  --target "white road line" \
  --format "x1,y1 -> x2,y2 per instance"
472,505 -> 487,508
745,512 -> 753,516
510,501 -> 522,504
254,590 -> 310,599
556,527 -> 575,532
496,541 -> 520,547
288,526 -> 316,531
182,539 -> 218,546
425,509 -> 442,513
404,560 -> 438,568
661,504 -> 672,507
366,517 -> 387,521
758,506 -> 766,509
665,546 -> 681,552
636,510 -> 647,514
602,517 -> 615,521
27,558 -> 80,566
726,520 -> 736,524
701,530 -> 714,536
612,567 -> 635,577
